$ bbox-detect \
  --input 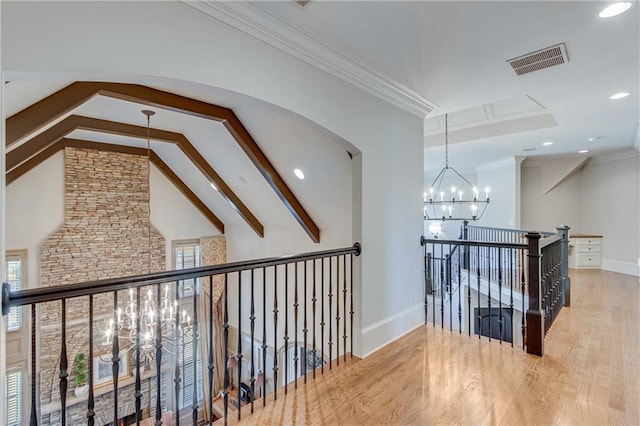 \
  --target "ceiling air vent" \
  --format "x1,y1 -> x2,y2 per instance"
507,43 -> 568,76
